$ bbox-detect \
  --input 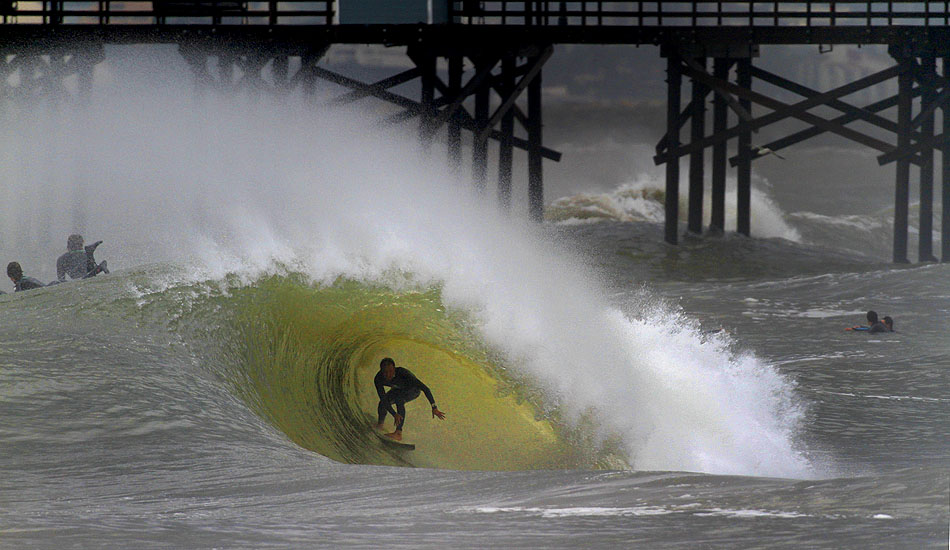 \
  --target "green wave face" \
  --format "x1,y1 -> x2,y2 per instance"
213,275 -> 596,471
